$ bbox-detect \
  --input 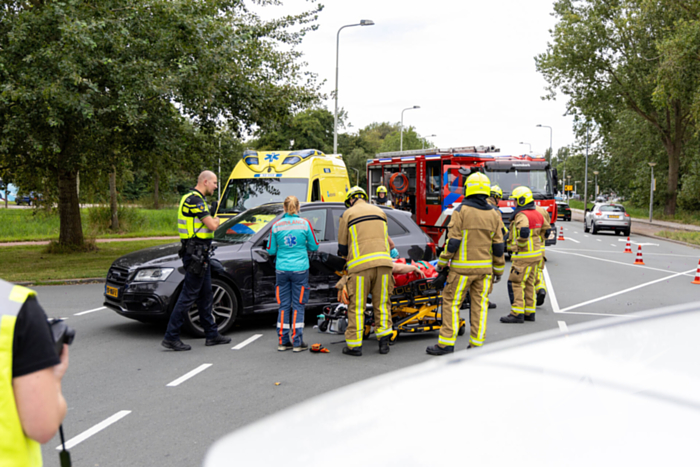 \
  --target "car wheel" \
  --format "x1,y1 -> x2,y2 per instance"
624,228 -> 631,237
591,223 -> 598,235
184,279 -> 238,337
584,220 -> 590,233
